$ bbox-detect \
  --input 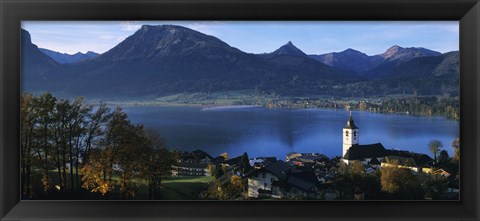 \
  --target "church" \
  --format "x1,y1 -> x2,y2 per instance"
341,112 -> 433,171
